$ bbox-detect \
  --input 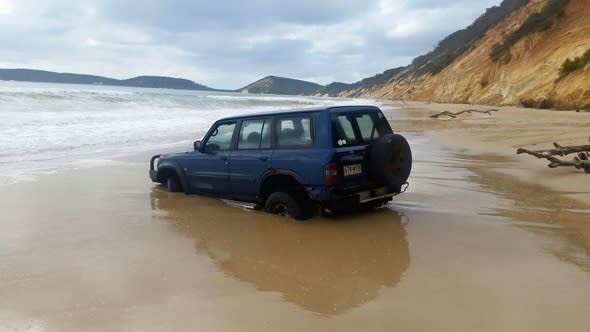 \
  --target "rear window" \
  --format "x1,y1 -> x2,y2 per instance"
331,111 -> 391,147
